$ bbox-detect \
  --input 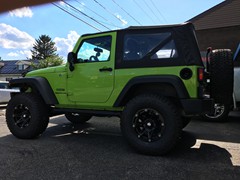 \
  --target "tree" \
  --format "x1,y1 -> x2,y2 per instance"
31,56 -> 64,69
31,35 -> 57,60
